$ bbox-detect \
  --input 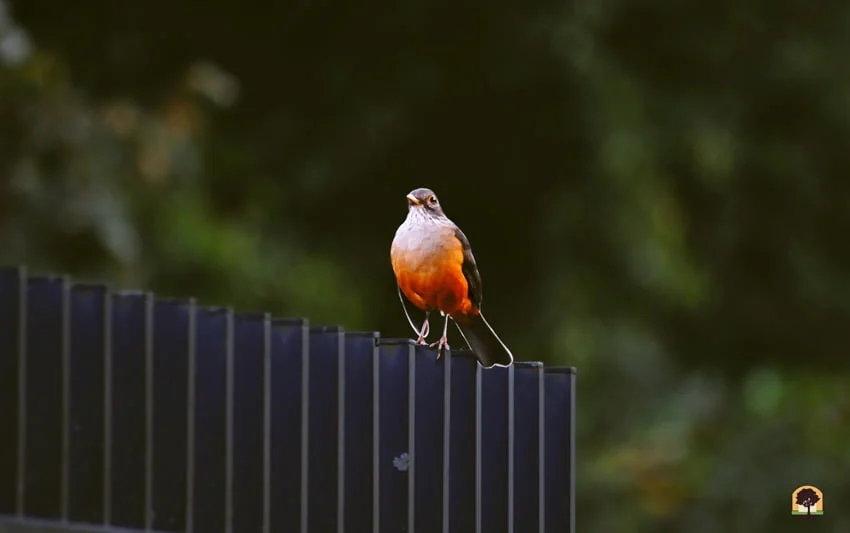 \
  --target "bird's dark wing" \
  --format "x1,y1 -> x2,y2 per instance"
454,226 -> 483,309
